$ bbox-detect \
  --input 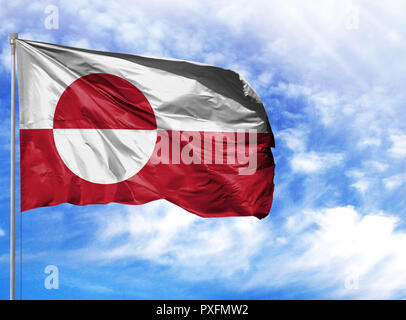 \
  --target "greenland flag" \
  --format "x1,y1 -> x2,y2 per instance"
17,40 -> 275,219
